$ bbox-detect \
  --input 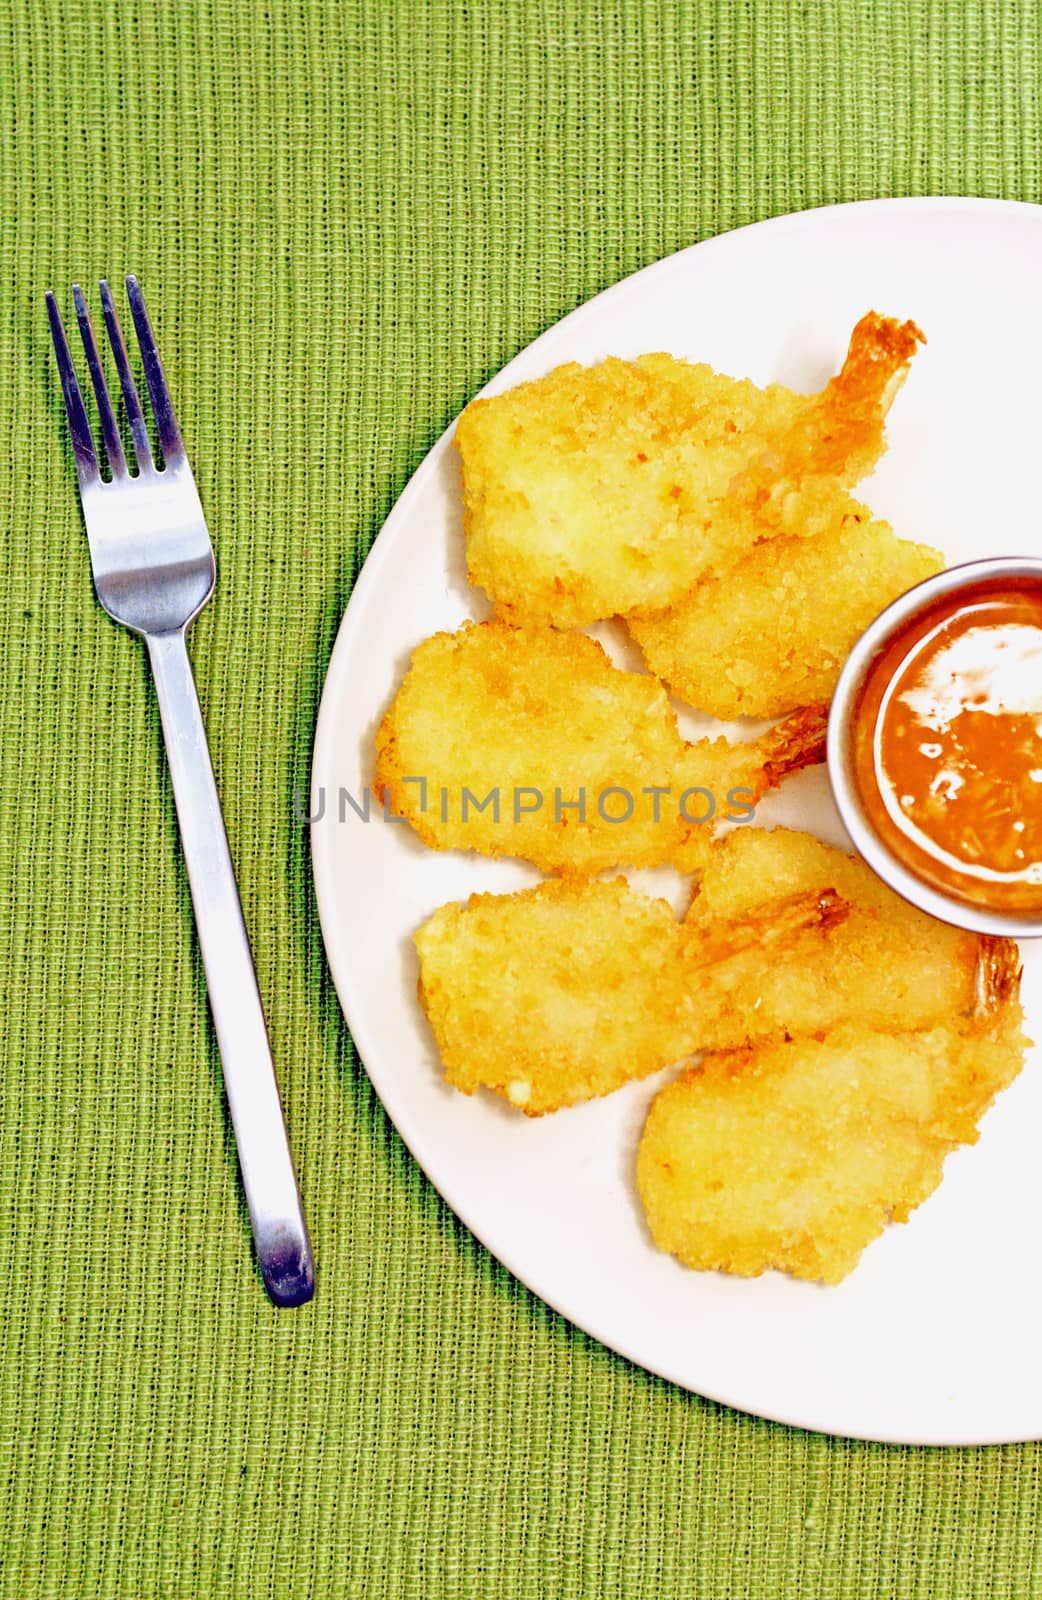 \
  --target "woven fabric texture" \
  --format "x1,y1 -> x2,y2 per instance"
4,1 -> 1042,1595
